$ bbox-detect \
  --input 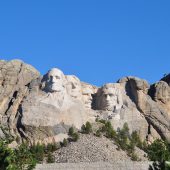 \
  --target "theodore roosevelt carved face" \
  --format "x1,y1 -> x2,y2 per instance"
82,84 -> 94,109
